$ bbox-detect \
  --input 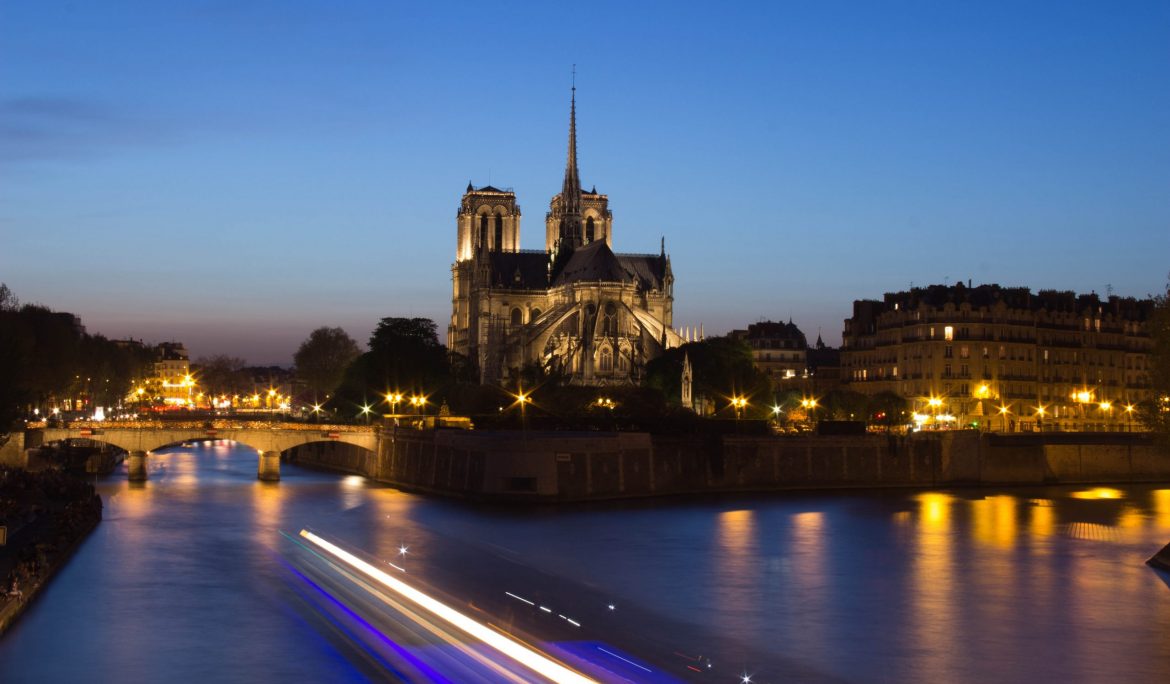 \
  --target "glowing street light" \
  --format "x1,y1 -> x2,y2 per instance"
997,404 -> 1011,432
